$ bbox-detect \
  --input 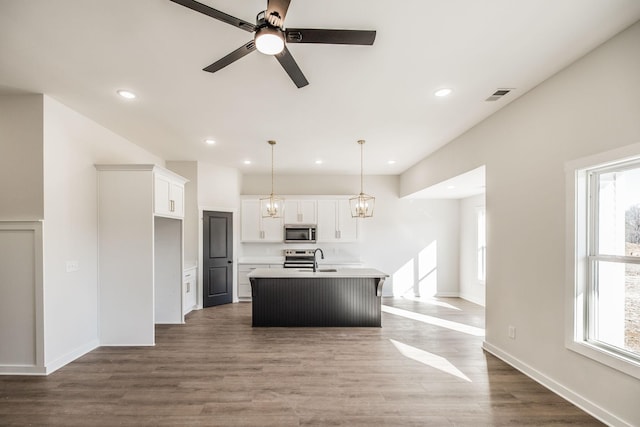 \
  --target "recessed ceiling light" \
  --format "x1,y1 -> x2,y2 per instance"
117,89 -> 136,99
447,185 -> 456,189
205,139 -> 216,145
387,160 -> 396,165
315,160 -> 323,165
243,160 -> 251,165
434,88 -> 452,97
